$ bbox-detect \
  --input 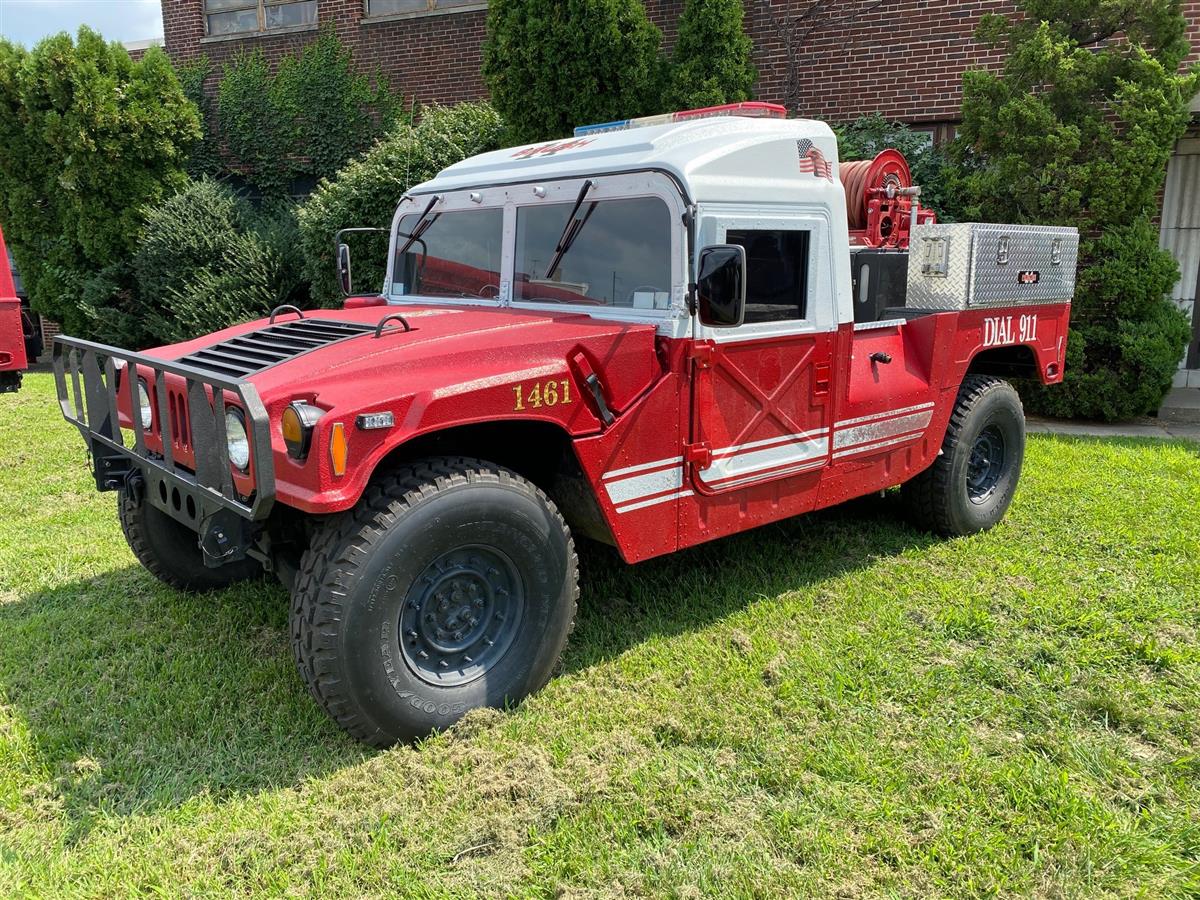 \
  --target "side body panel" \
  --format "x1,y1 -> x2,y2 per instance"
598,301 -> 1069,562
0,227 -> 28,379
